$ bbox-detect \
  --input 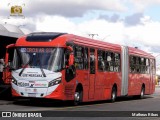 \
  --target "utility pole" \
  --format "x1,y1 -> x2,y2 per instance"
88,34 -> 98,39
